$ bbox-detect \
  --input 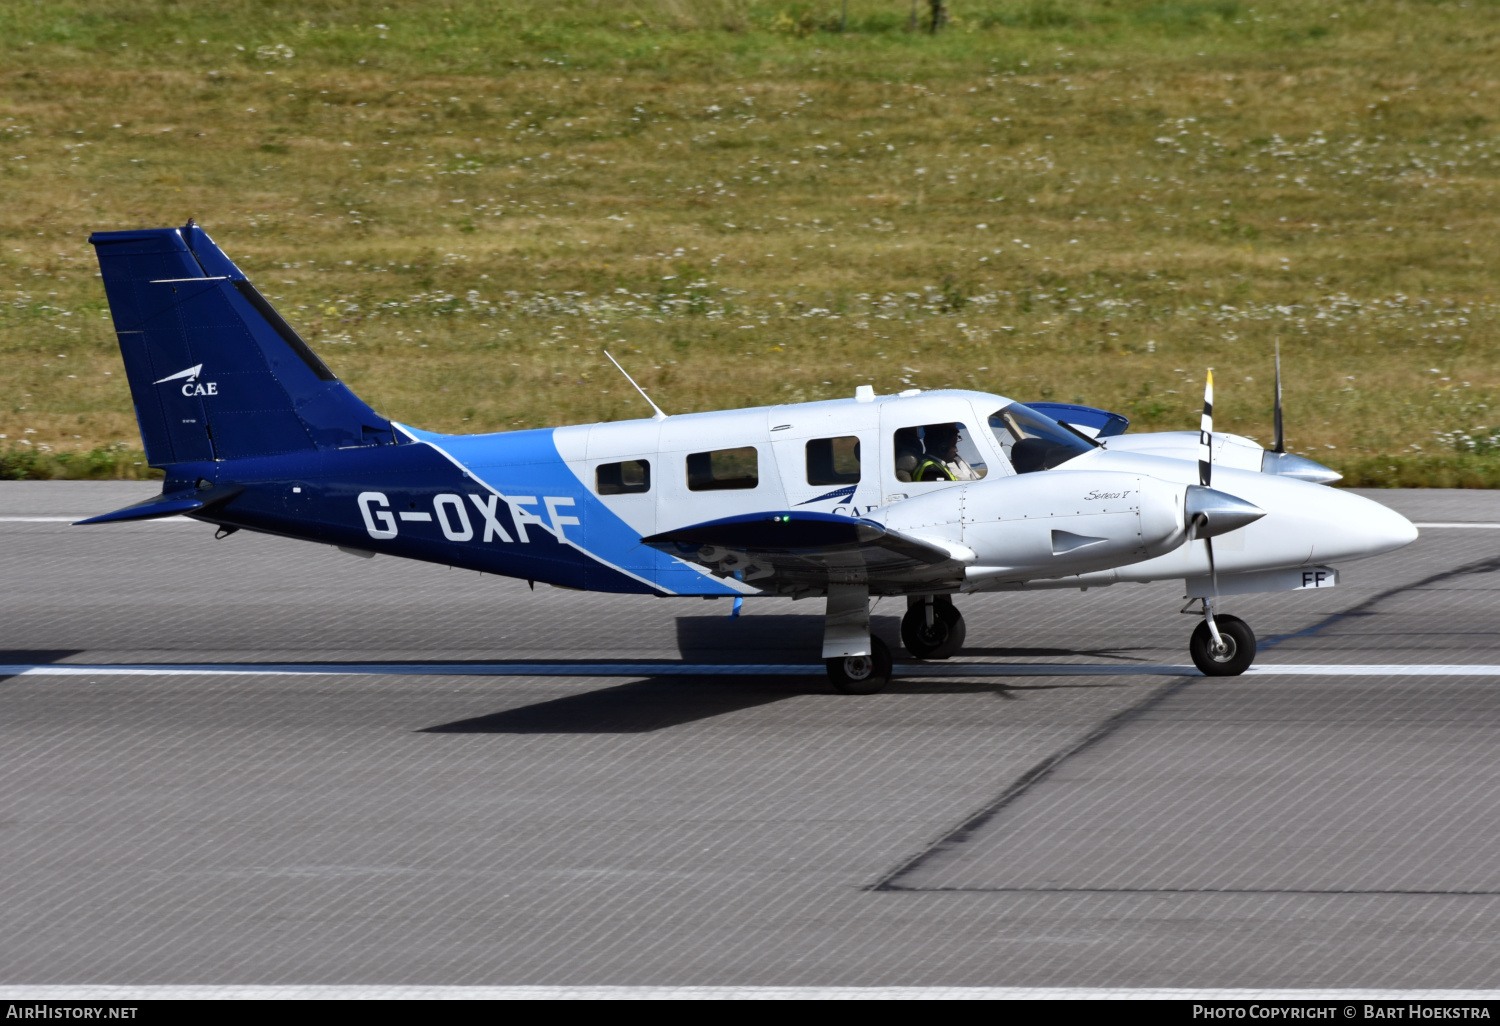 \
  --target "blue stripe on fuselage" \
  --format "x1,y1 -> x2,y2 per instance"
394,424 -> 739,596
166,426 -> 739,595
179,442 -> 647,592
